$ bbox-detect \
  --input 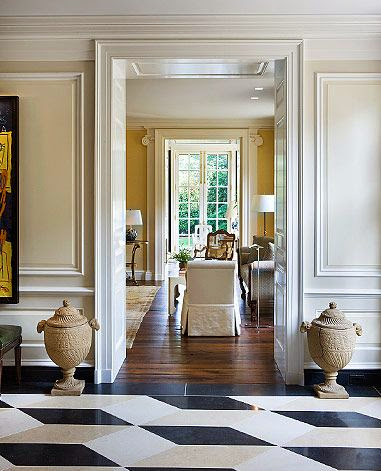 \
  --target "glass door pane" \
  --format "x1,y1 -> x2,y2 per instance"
176,153 -> 200,250
206,153 -> 230,231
